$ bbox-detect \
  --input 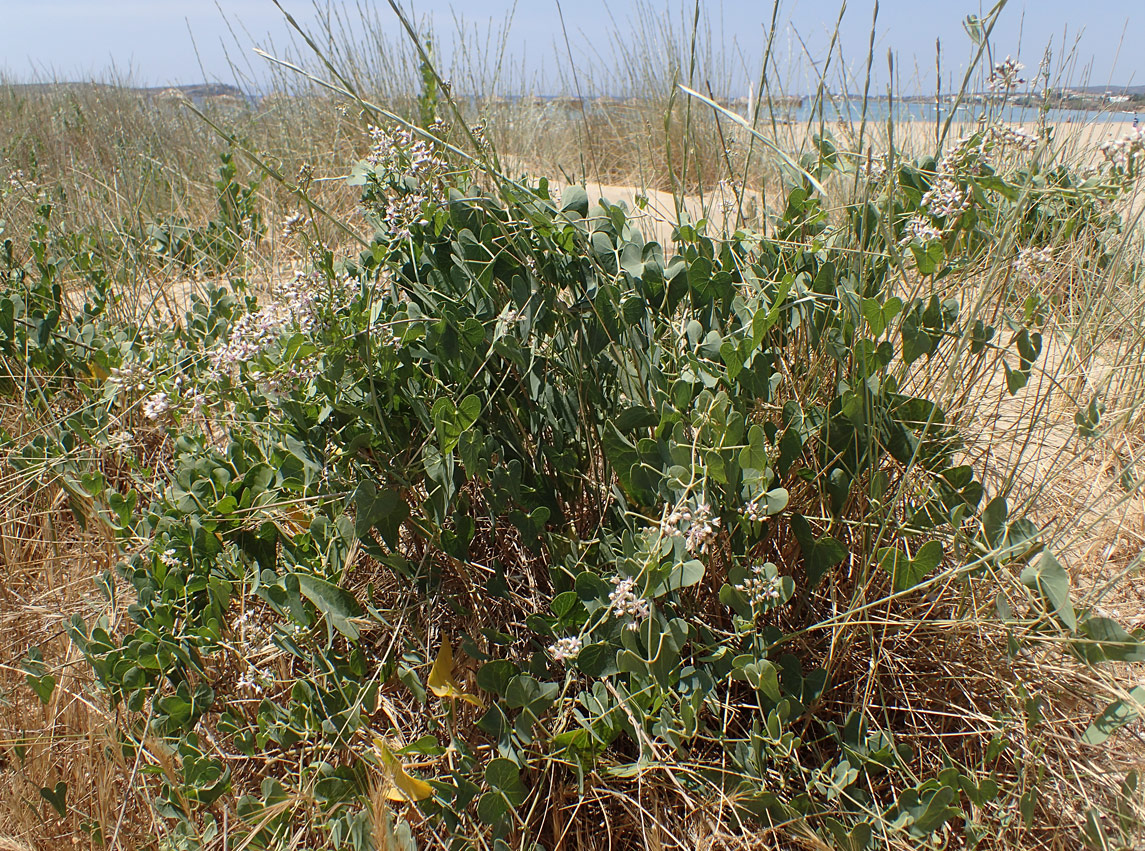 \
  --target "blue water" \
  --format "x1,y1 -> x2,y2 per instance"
753,98 -> 1138,126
